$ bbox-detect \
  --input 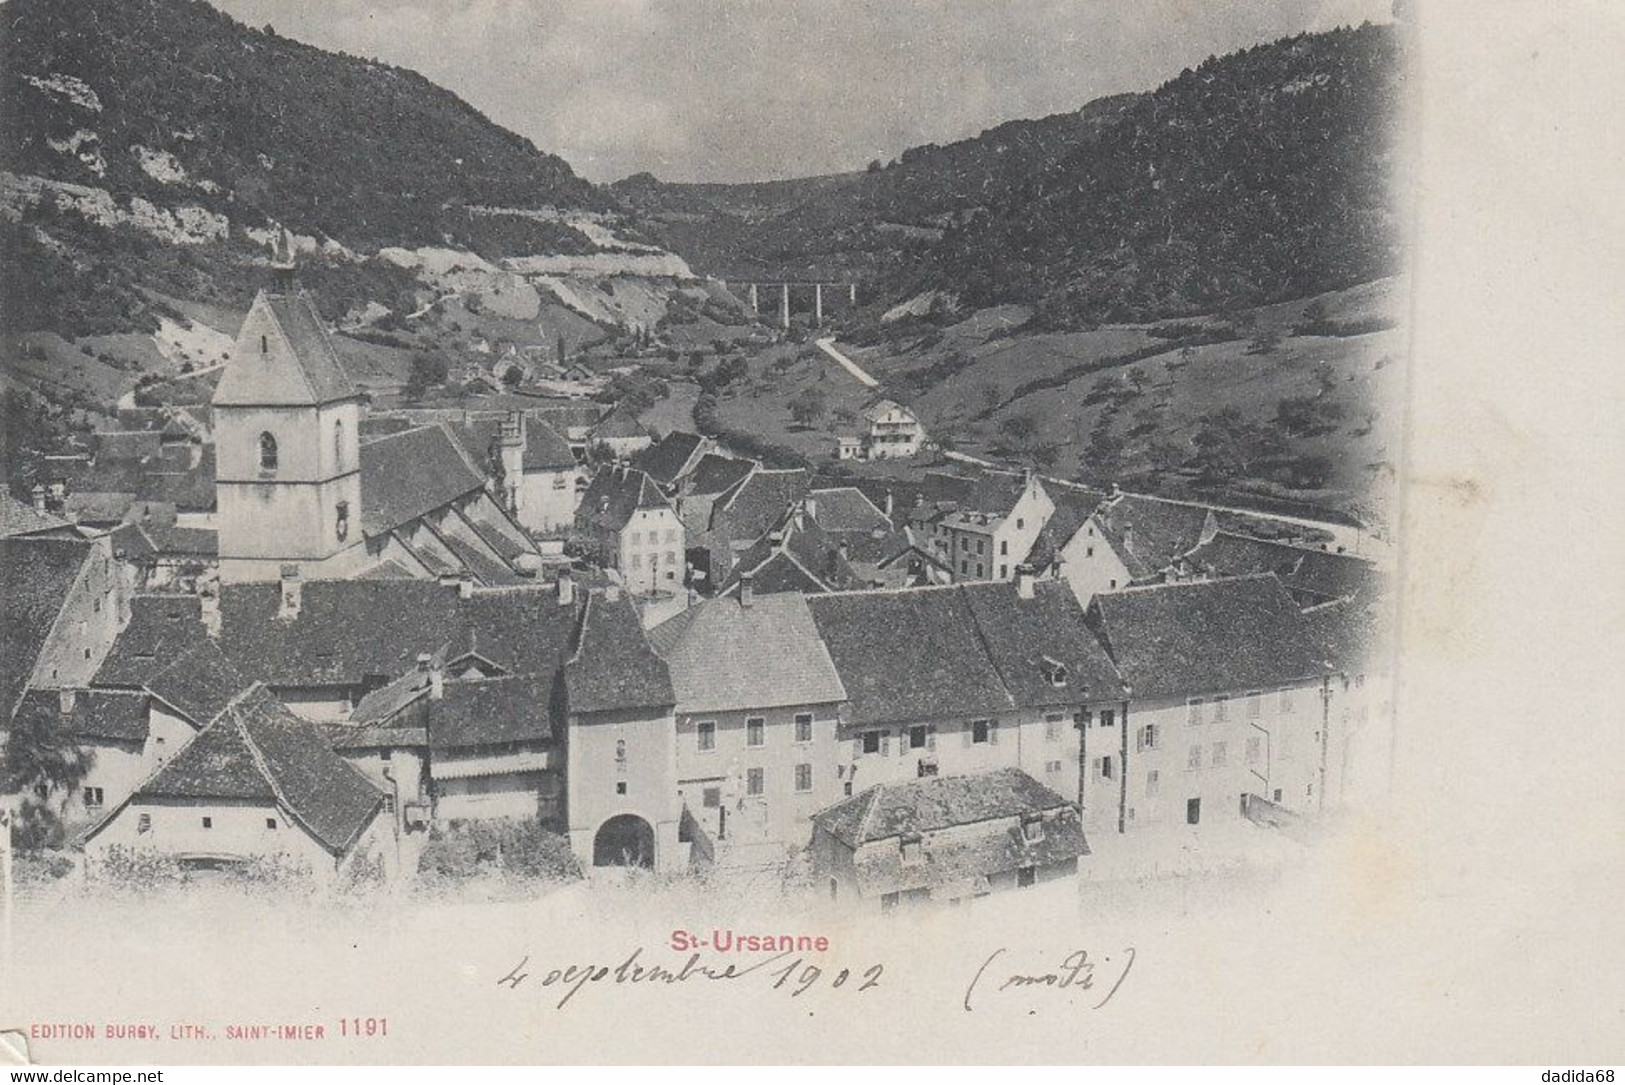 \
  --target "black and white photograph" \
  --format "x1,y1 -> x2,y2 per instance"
0,0 -> 1619,1072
